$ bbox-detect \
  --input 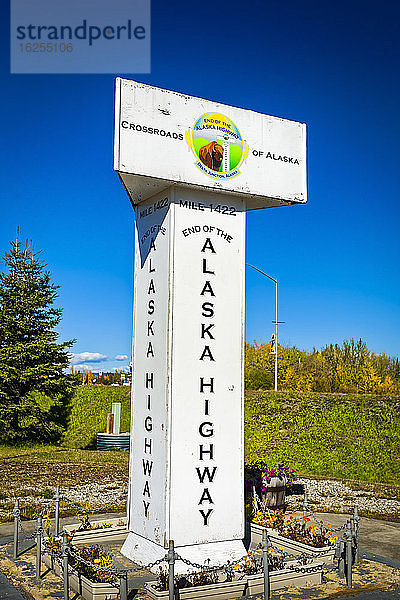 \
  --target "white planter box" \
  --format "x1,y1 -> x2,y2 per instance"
64,517 -> 128,545
246,560 -> 323,595
68,572 -> 119,600
249,522 -> 335,564
146,577 -> 246,600
145,559 -> 323,600
43,553 -> 119,600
